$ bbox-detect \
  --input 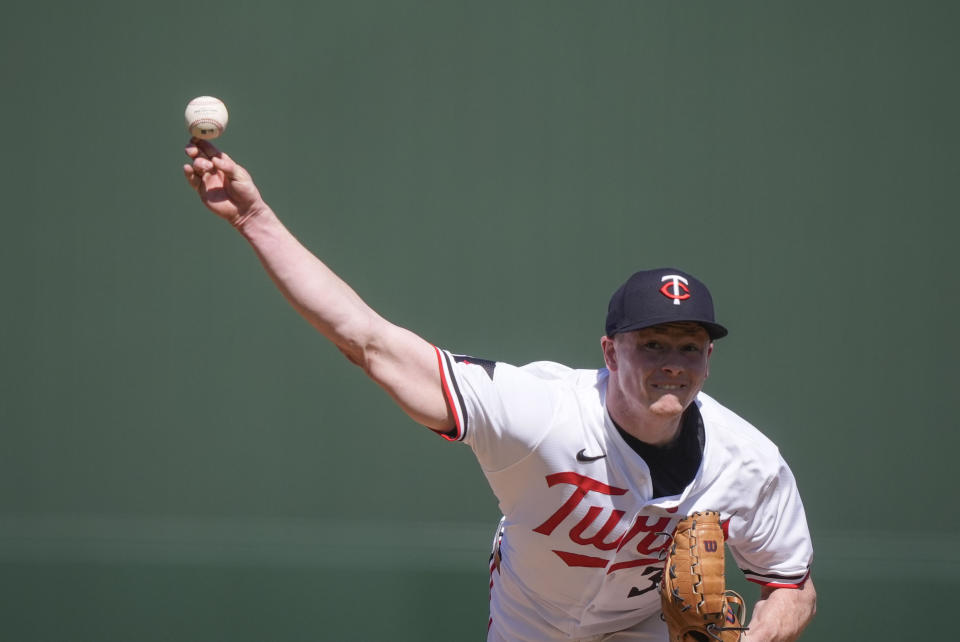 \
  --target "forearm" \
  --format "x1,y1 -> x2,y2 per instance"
745,579 -> 817,641
237,205 -> 382,365
235,204 -> 452,428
